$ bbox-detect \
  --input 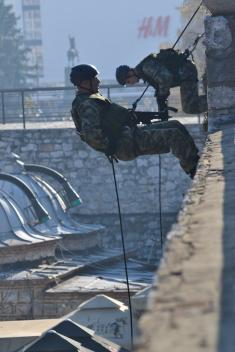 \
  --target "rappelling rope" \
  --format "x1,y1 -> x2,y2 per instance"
110,158 -> 134,349
172,0 -> 203,49
158,154 -> 163,252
